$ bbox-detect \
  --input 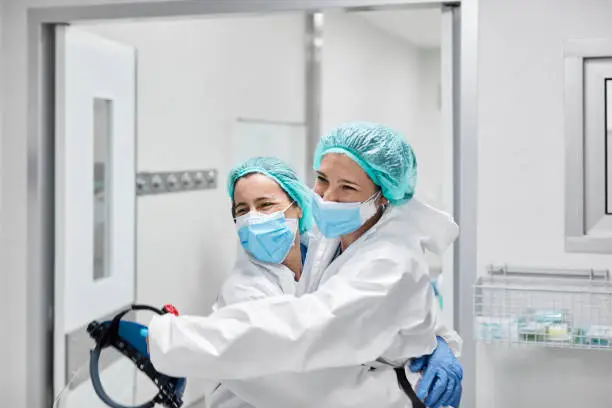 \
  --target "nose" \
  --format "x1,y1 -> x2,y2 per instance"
322,188 -> 341,202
